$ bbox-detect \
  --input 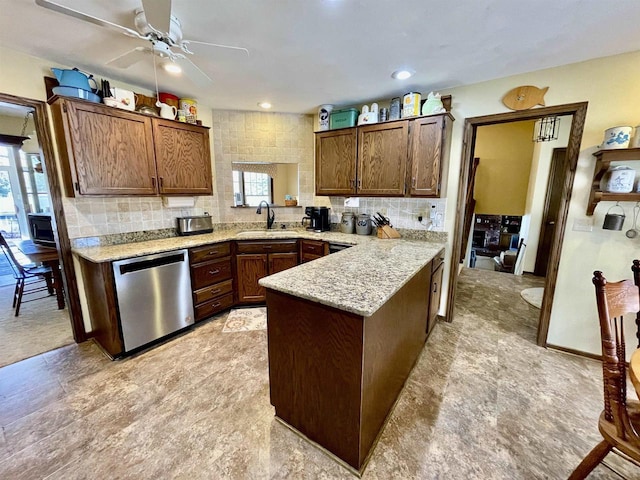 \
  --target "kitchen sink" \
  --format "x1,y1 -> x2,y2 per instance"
236,230 -> 286,237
